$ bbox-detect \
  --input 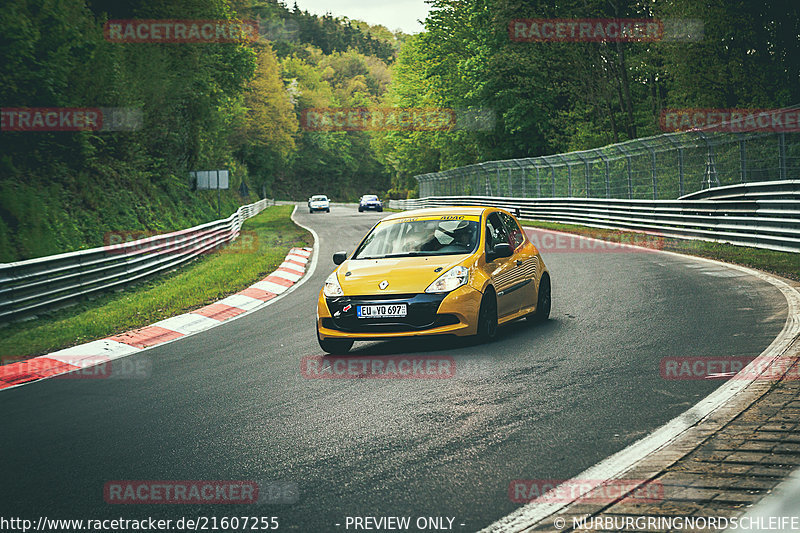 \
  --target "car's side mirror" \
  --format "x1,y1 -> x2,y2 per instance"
333,251 -> 348,265
488,243 -> 513,261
